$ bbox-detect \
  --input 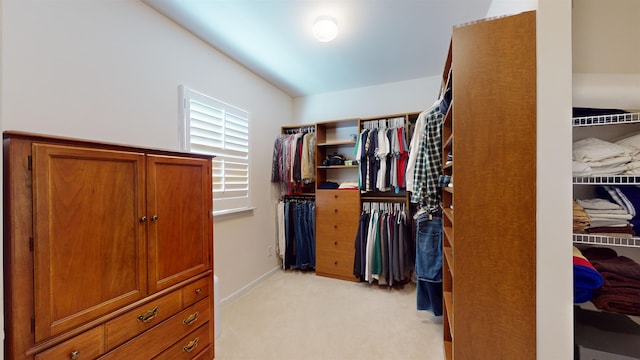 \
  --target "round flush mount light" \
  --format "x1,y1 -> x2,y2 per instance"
313,16 -> 338,42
